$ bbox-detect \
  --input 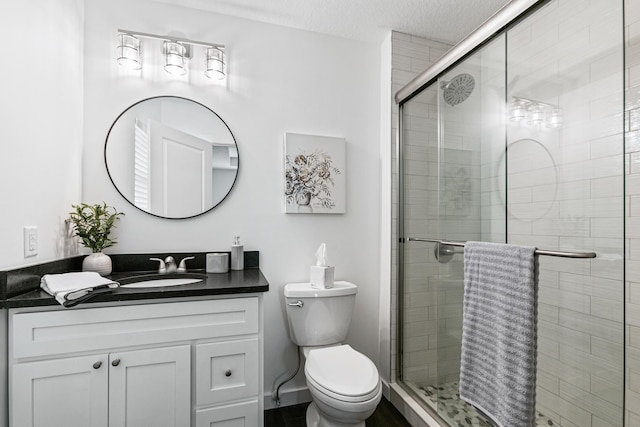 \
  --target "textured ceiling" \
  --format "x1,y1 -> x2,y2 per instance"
153,0 -> 512,44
